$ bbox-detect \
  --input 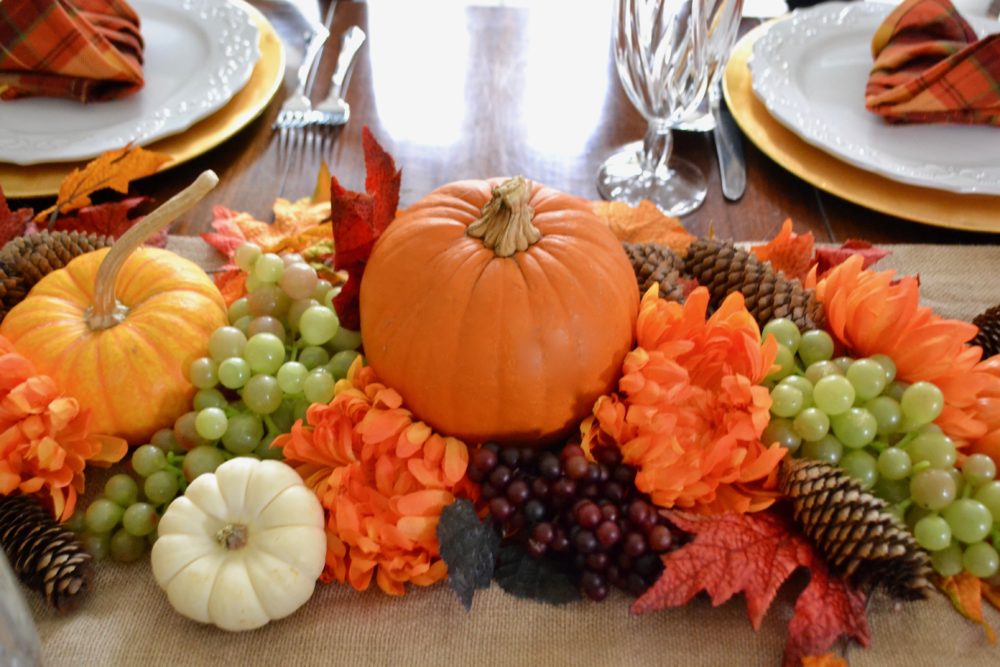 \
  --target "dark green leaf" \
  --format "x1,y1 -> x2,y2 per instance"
494,544 -> 580,605
436,499 -> 500,611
